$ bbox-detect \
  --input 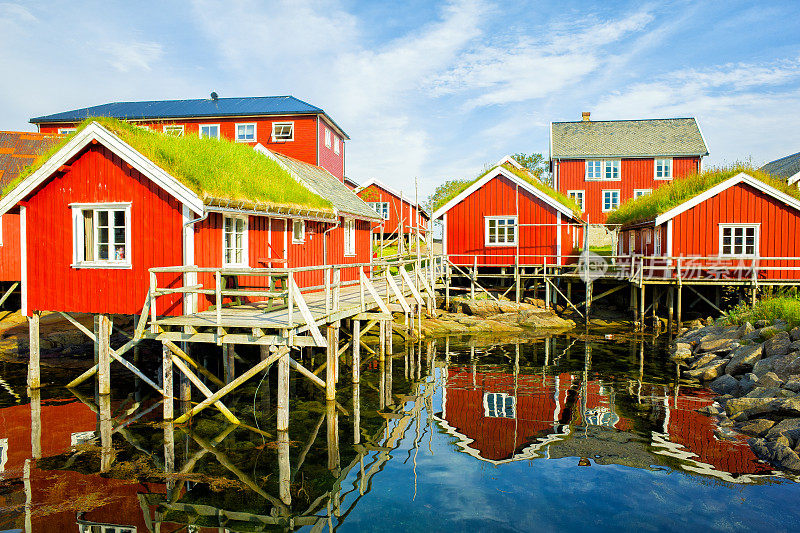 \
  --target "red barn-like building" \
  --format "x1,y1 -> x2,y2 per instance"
0,120 -> 379,317
550,115 -> 708,224
433,157 -> 584,267
356,178 -> 428,241
618,172 -> 800,280
30,95 -> 349,180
